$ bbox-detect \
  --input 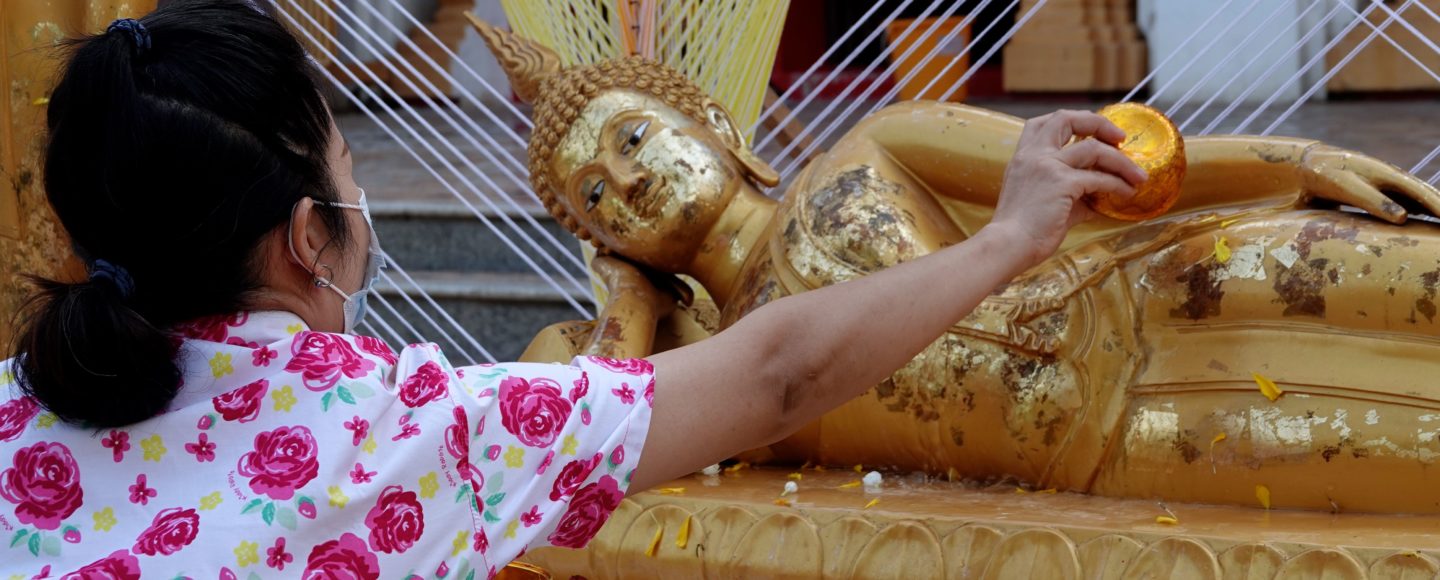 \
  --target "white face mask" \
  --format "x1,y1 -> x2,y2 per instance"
289,188 -> 387,333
